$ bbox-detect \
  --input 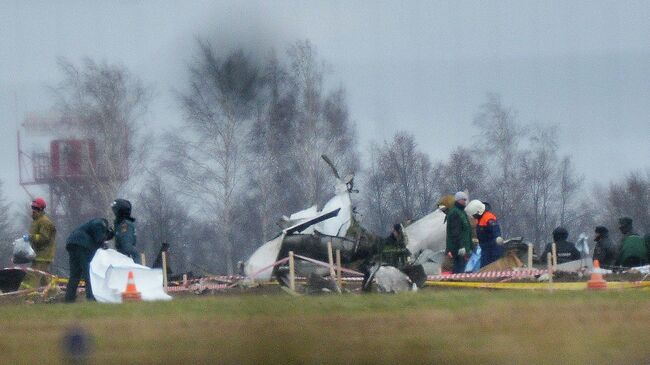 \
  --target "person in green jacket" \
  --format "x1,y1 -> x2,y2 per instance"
615,217 -> 648,268
21,197 -> 57,289
446,191 -> 472,273
65,218 -> 114,303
